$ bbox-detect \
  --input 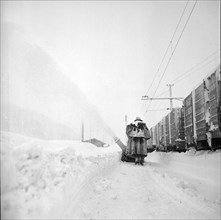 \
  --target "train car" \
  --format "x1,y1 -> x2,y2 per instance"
150,64 -> 220,152
203,65 -> 221,149
154,122 -> 160,150
170,109 -> 176,150
161,117 -> 167,149
156,117 -> 167,152
194,81 -> 208,149
165,114 -> 170,148
176,107 -> 186,152
218,67 -> 221,131
151,127 -> 157,149
146,129 -> 152,148
147,127 -> 155,151
154,108 -> 185,152
178,108 -> 185,140
184,64 -> 221,150
145,126 -> 157,153
184,93 -> 195,148
169,107 -> 186,152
